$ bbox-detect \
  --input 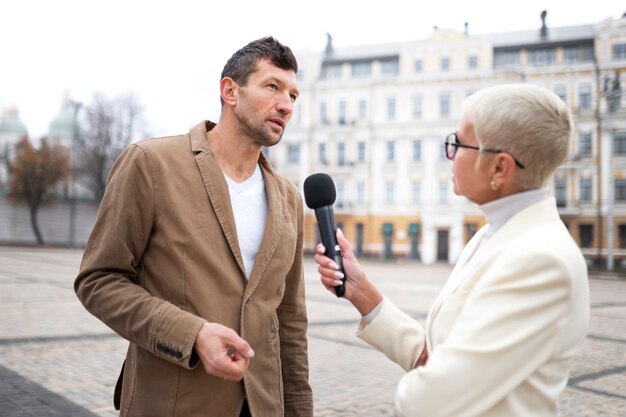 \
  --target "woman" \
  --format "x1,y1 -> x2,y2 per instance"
314,84 -> 590,417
